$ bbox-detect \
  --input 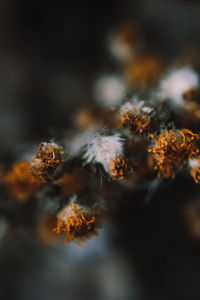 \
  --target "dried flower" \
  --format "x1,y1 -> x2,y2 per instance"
107,153 -> 127,180
53,202 -> 99,244
4,161 -> 42,201
31,141 -> 64,182
148,129 -> 200,178
120,102 -> 151,133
